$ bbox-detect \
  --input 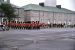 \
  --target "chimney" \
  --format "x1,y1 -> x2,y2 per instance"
39,2 -> 44,7
56,5 -> 61,9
